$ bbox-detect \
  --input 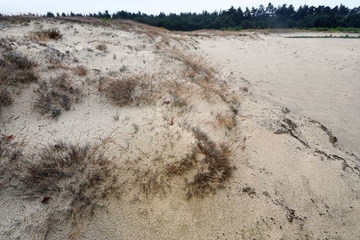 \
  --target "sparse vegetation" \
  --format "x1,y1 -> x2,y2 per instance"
119,65 -> 127,72
101,75 -> 156,107
112,111 -> 120,121
0,50 -> 38,85
170,91 -> 187,108
96,43 -> 108,52
0,139 -> 120,238
35,73 -> 82,117
30,28 -> 63,41
185,128 -> 233,198
216,112 -> 237,130
0,88 -> 12,111
75,65 -> 88,76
